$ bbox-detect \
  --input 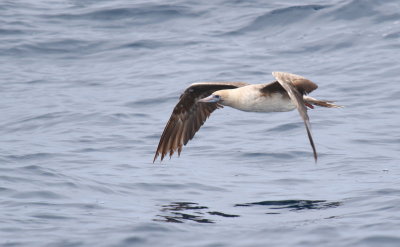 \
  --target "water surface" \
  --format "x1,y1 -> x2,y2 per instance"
1,0 -> 400,246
